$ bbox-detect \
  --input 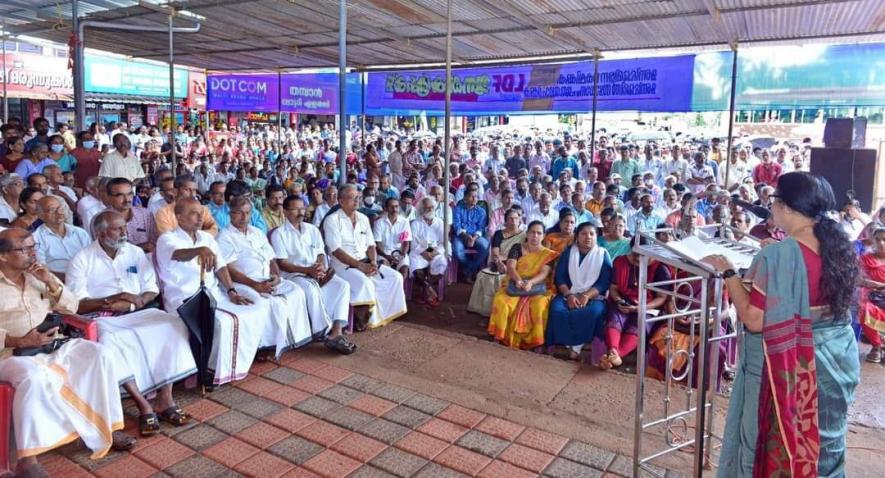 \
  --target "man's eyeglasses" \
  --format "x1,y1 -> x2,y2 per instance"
7,243 -> 38,254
